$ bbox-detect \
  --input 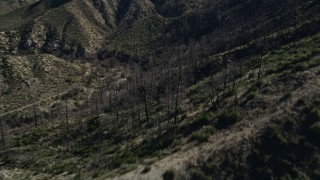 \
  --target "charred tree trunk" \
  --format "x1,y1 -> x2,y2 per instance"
258,55 -> 263,81
109,89 -> 112,112
115,87 -> 119,122
65,103 -> 70,150
174,47 -> 181,124
224,58 -> 229,90
33,105 -> 38,128
143,87 -> 149,122
95,97 -> 99,115
0,119 -> 5,148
